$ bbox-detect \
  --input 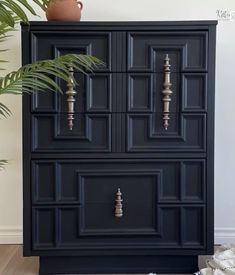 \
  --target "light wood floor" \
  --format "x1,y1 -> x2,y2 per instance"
0,245 -> 211,275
